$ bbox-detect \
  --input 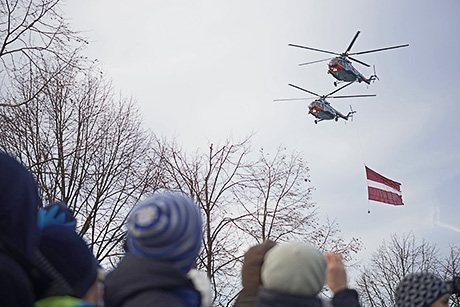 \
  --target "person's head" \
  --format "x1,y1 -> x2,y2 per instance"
126,191 -> 203,274
396,272 -> 451,307
0,152 -> 40,260
260,241 -> 327,296
39,225 -> 101,305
